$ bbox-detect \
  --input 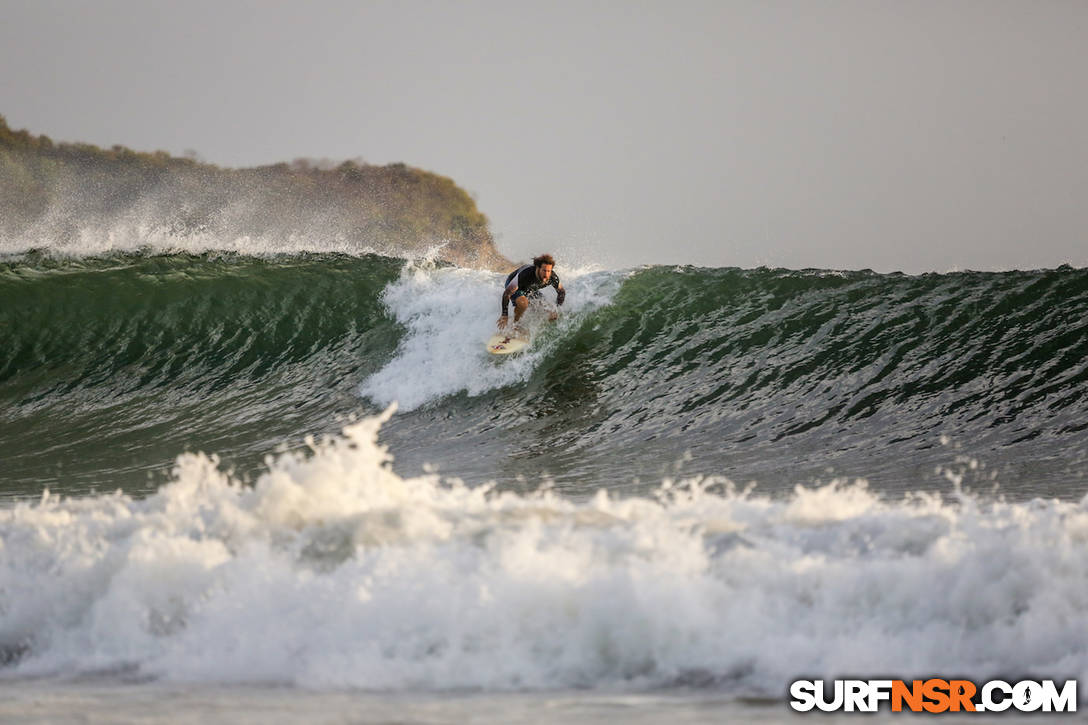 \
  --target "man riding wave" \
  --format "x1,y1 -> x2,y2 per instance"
497,253 -> 566,329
